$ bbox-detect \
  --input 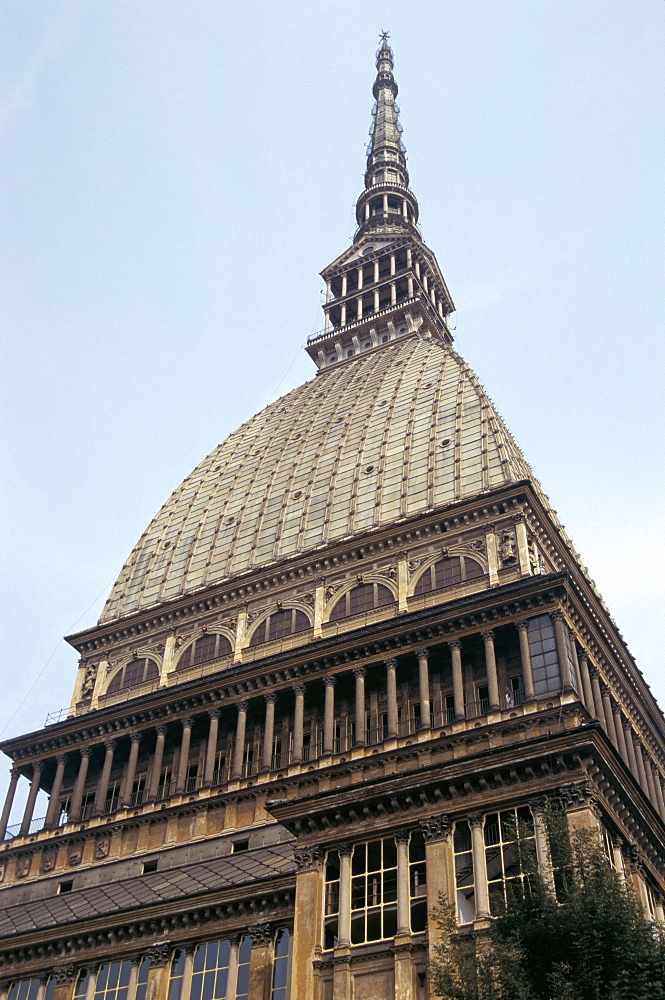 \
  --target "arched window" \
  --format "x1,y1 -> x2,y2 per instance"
249,608 -> 310,647
413,556 -> 484,596
329,583 -> 394,622
178,632 -> 232,669
107,657 -> 159,695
